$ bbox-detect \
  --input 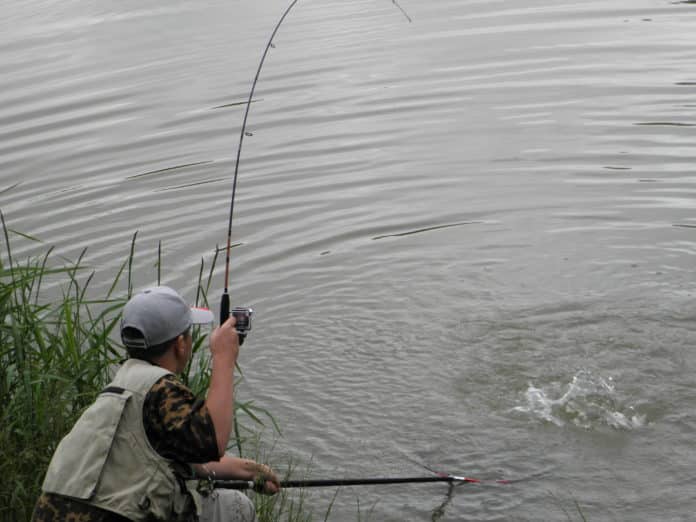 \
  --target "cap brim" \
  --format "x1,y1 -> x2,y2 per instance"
191,307 -> 214,324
